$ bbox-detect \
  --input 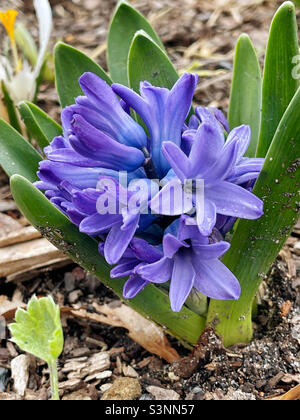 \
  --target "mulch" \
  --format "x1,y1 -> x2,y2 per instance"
0,0 -> 299,400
